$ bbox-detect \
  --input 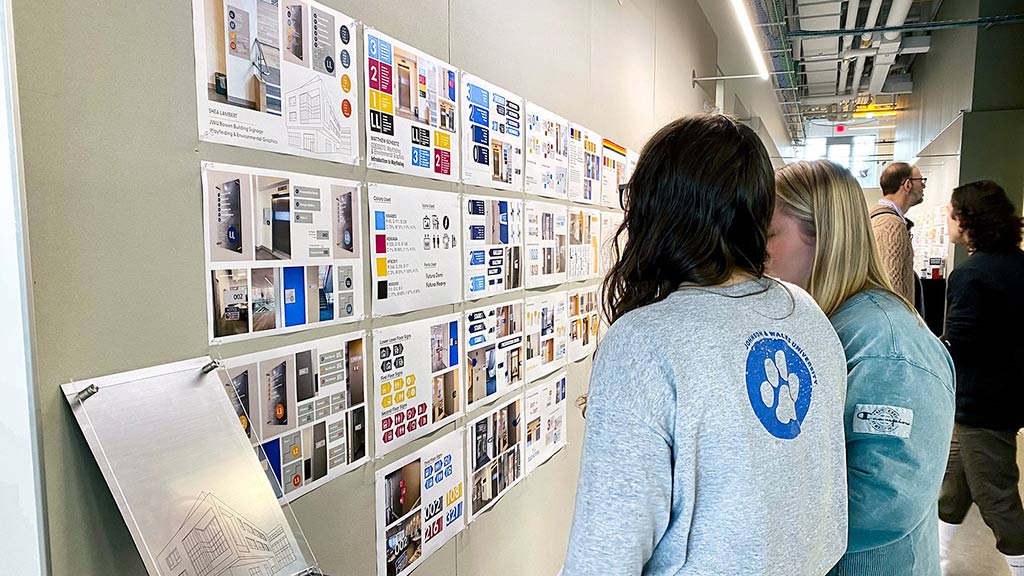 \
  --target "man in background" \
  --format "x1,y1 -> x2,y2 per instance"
871,161 -> 926,316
